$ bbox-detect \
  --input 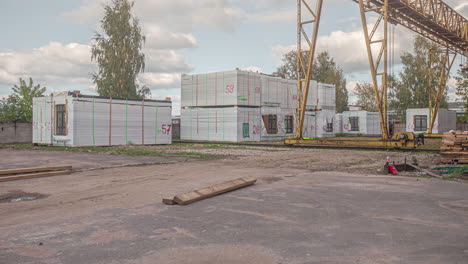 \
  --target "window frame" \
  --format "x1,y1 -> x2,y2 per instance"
55,104 -> 67,136
242,123 -> 249,138
414,115 -> 428,132
284,115 -> 294,134
349,117 -> 359,132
